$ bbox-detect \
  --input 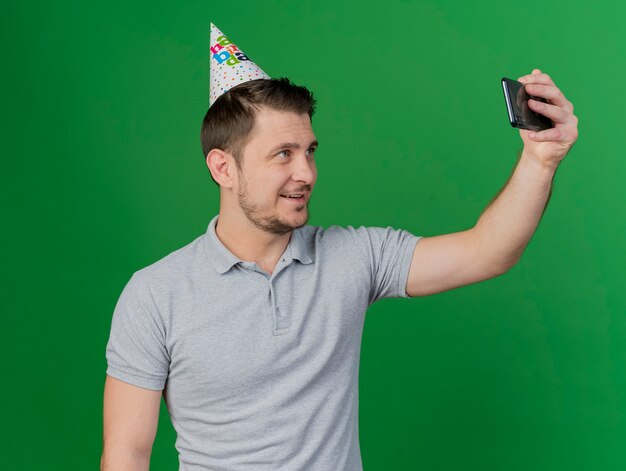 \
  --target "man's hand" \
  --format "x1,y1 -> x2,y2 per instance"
517,69 -> 579,170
